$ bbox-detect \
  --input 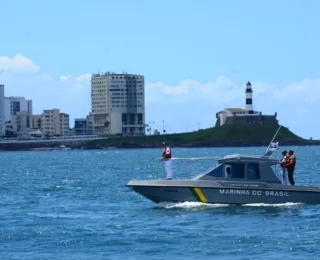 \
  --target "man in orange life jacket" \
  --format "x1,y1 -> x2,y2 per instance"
285,149 -> 296,185
161,142 -> 173,180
